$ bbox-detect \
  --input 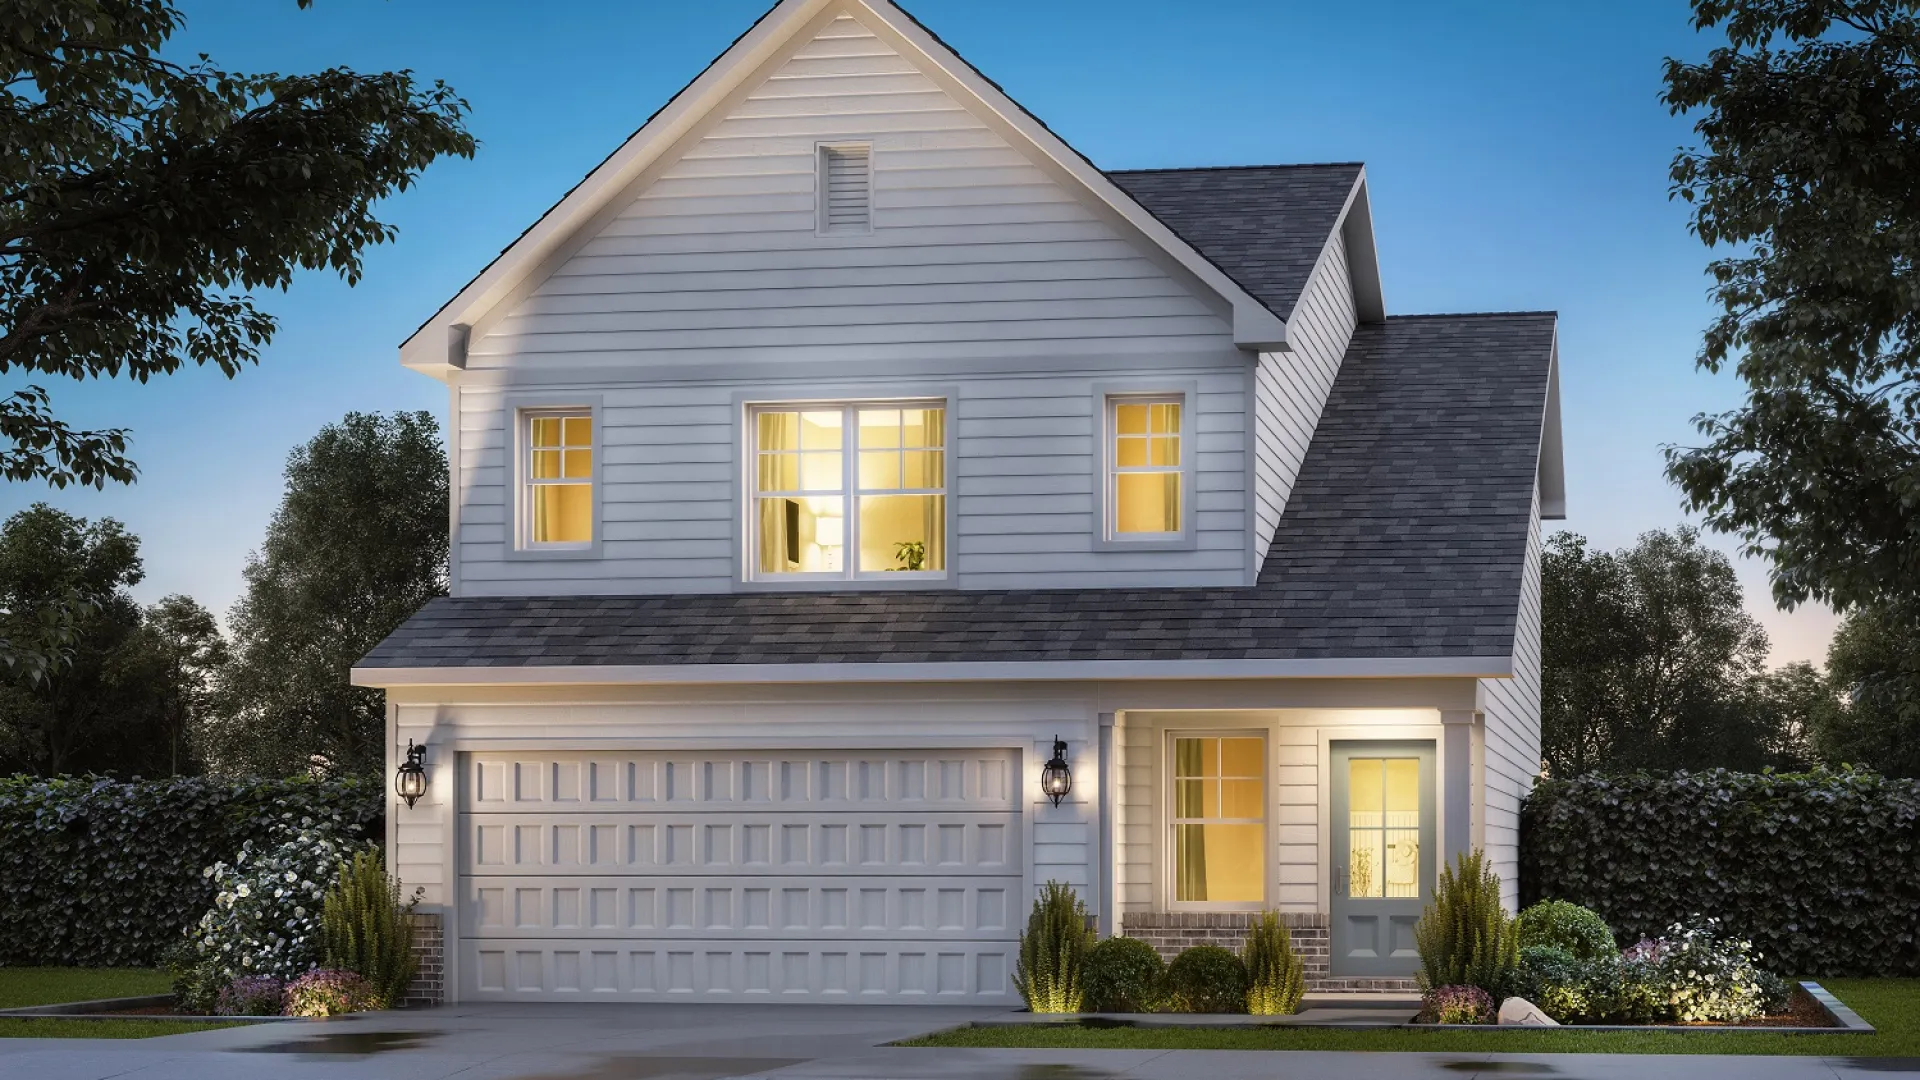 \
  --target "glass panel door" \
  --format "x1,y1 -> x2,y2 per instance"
1330,741 -> 1434,977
